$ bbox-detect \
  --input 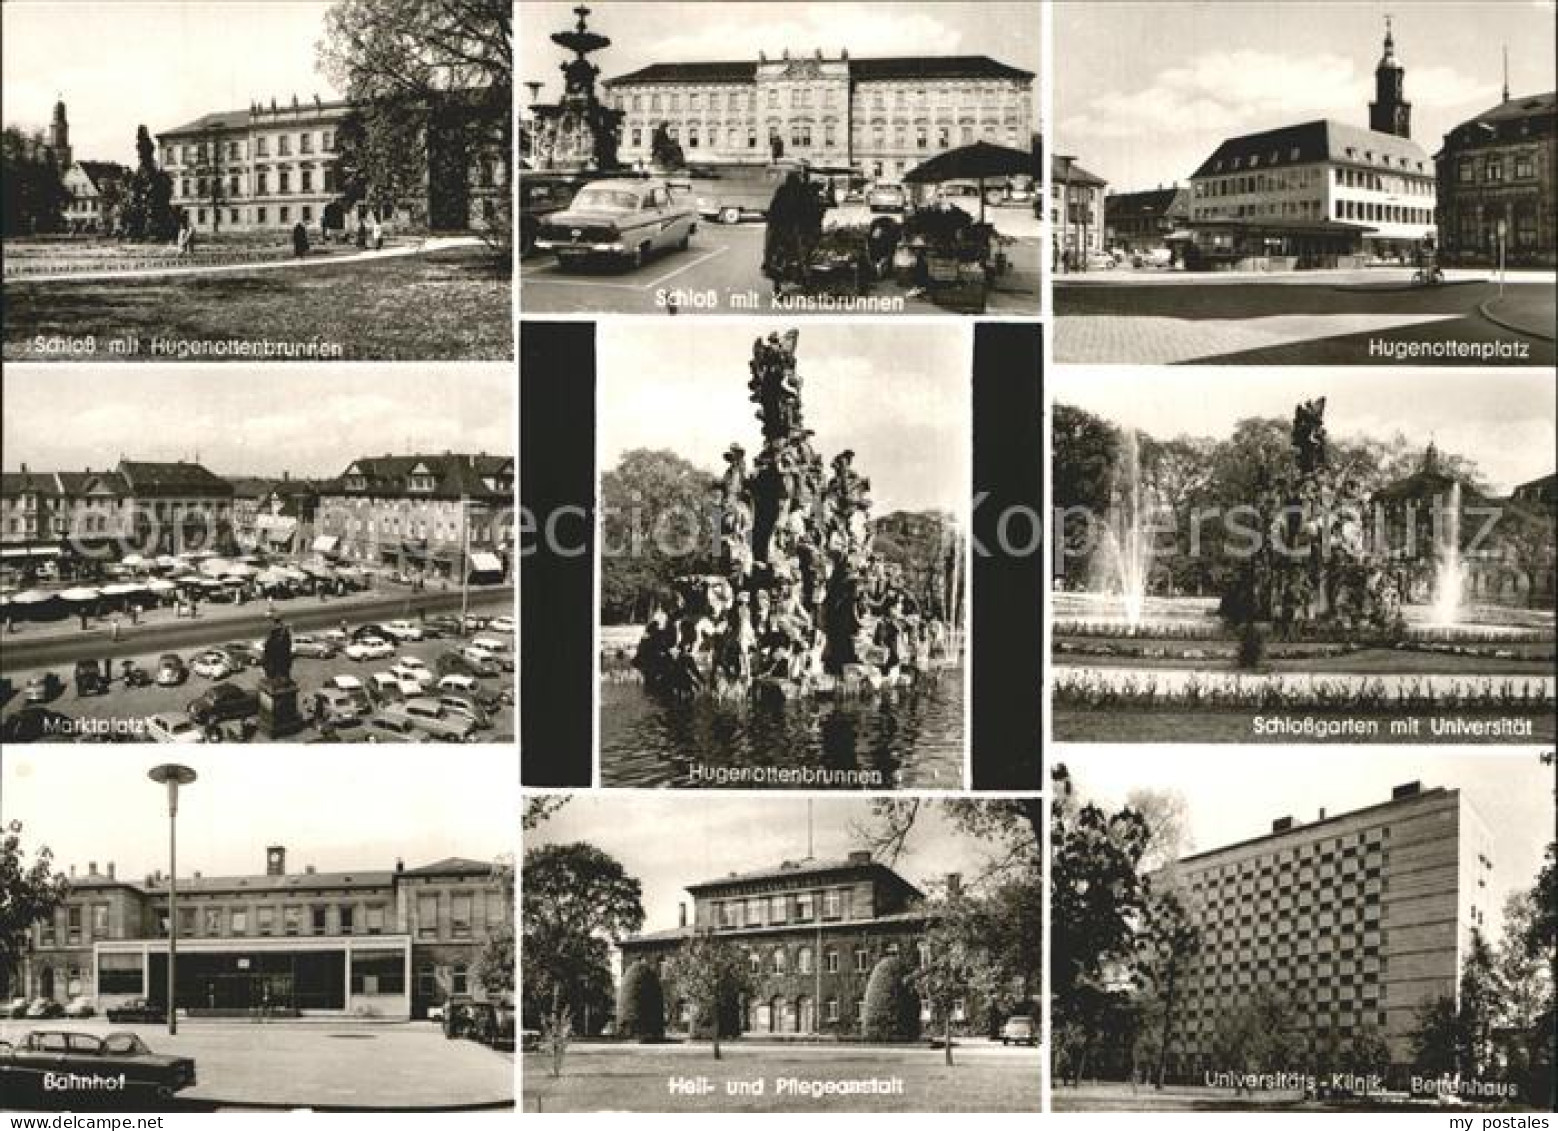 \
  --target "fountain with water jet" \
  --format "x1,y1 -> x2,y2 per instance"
1431,479 -> 1464,626
1091,427 -> 1155,633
